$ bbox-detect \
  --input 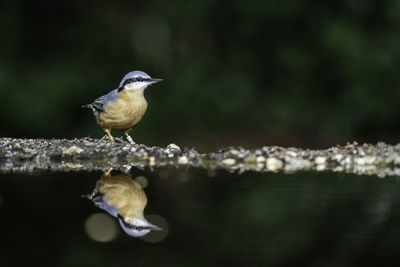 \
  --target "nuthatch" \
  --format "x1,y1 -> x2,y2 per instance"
86,169 -> 161,237
83,71 -> 162,143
